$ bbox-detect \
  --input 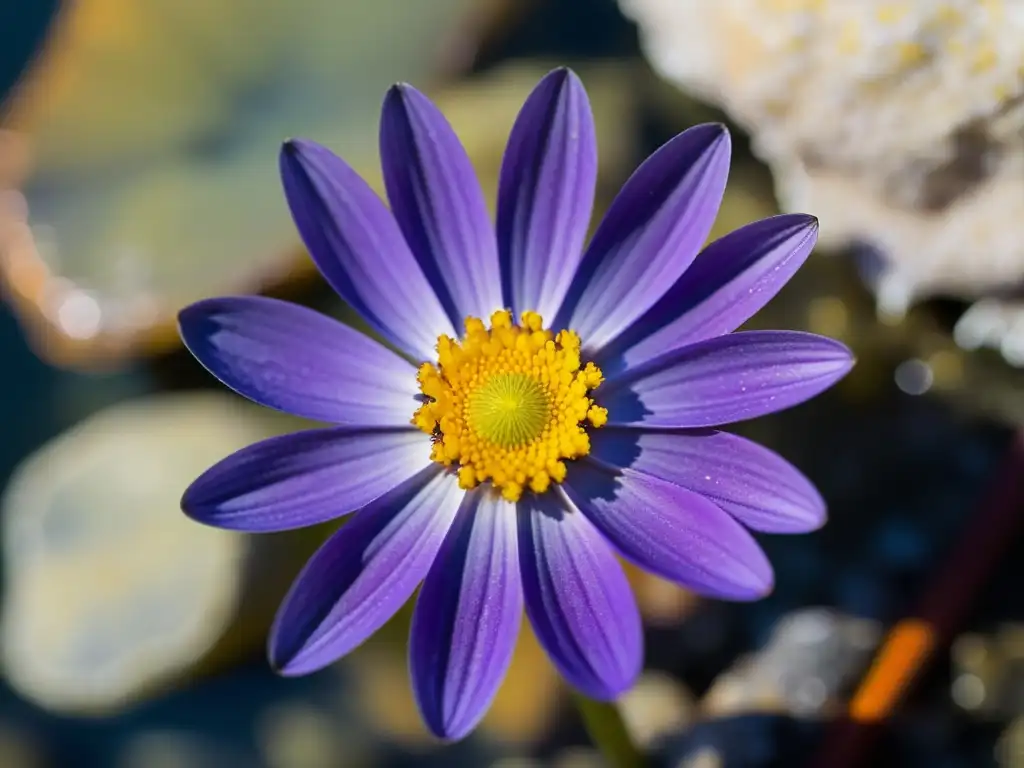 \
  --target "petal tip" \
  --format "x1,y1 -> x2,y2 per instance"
544,65 -> 572,82
280,137 -> 327,166
179,482 -> 200,519
176,299 -> 217,355
538,65 -> 585,98
575,665 -> 641,702
420,713 -> 478,743
383,81 -> 421,105
733,565 -> 775,602
689,121 -> 731,151
267,636 -> 321,678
